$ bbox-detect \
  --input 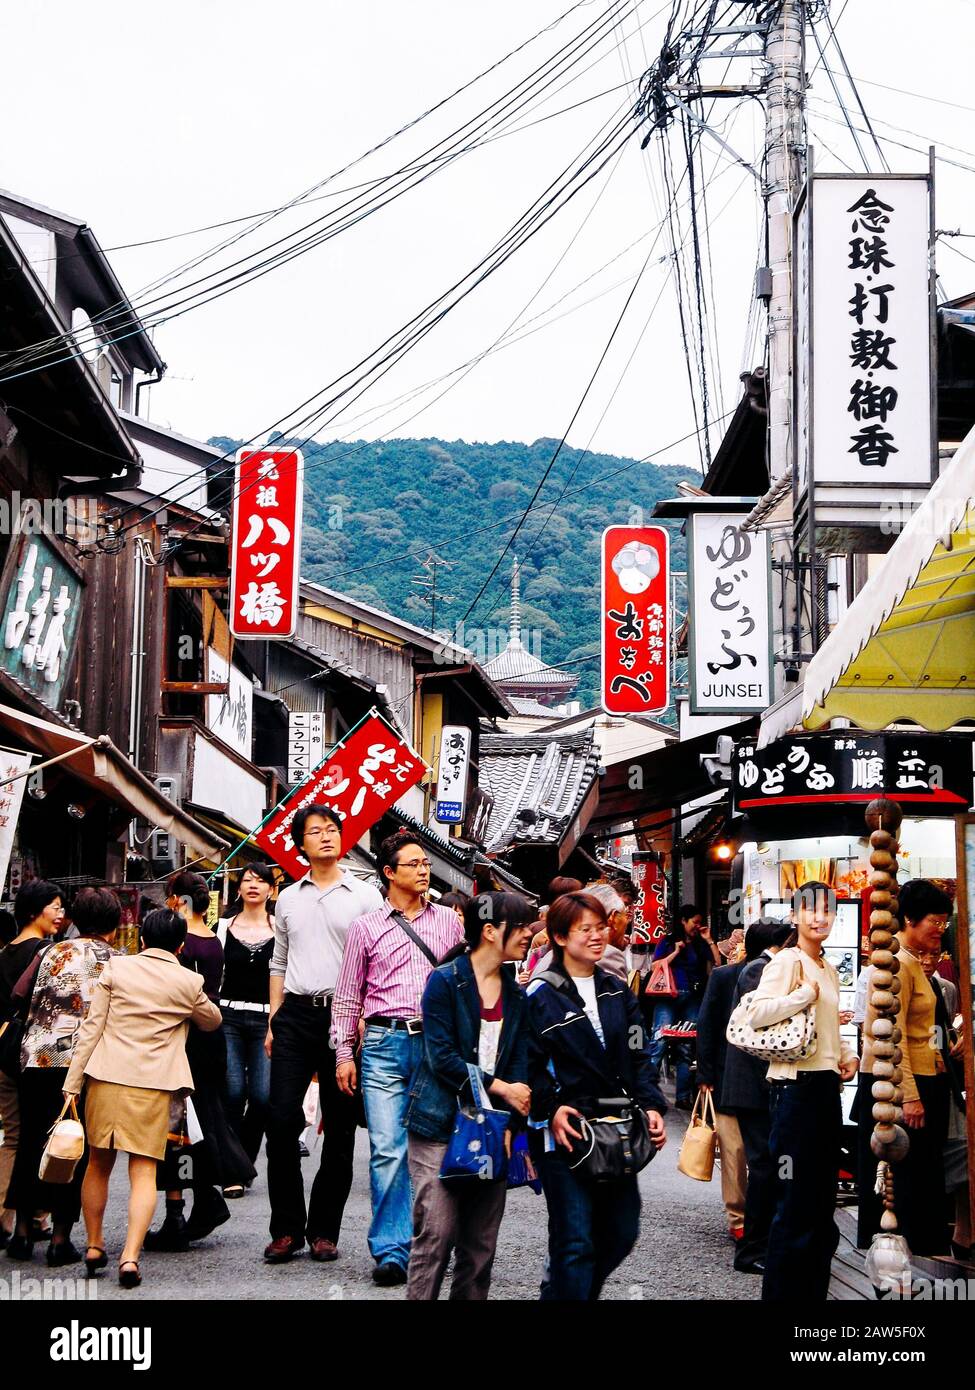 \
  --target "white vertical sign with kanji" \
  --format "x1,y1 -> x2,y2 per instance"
229,448 -> 304,639
0,752 -> 32,893
689,513 -> 771,715
434,725 -> 471,824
